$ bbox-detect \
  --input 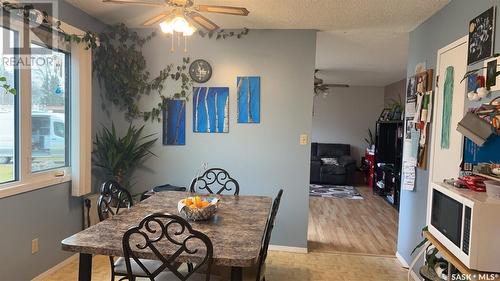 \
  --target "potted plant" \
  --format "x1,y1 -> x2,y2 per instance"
387,97 -> 404,120
92,123 -> 157,192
